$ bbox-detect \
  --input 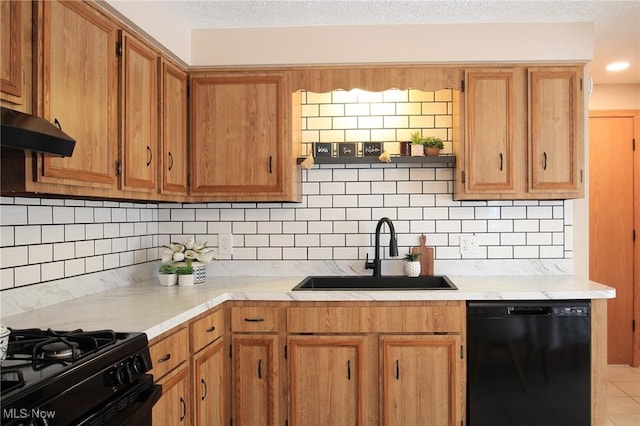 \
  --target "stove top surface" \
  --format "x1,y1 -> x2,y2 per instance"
1,328 -> 147,402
